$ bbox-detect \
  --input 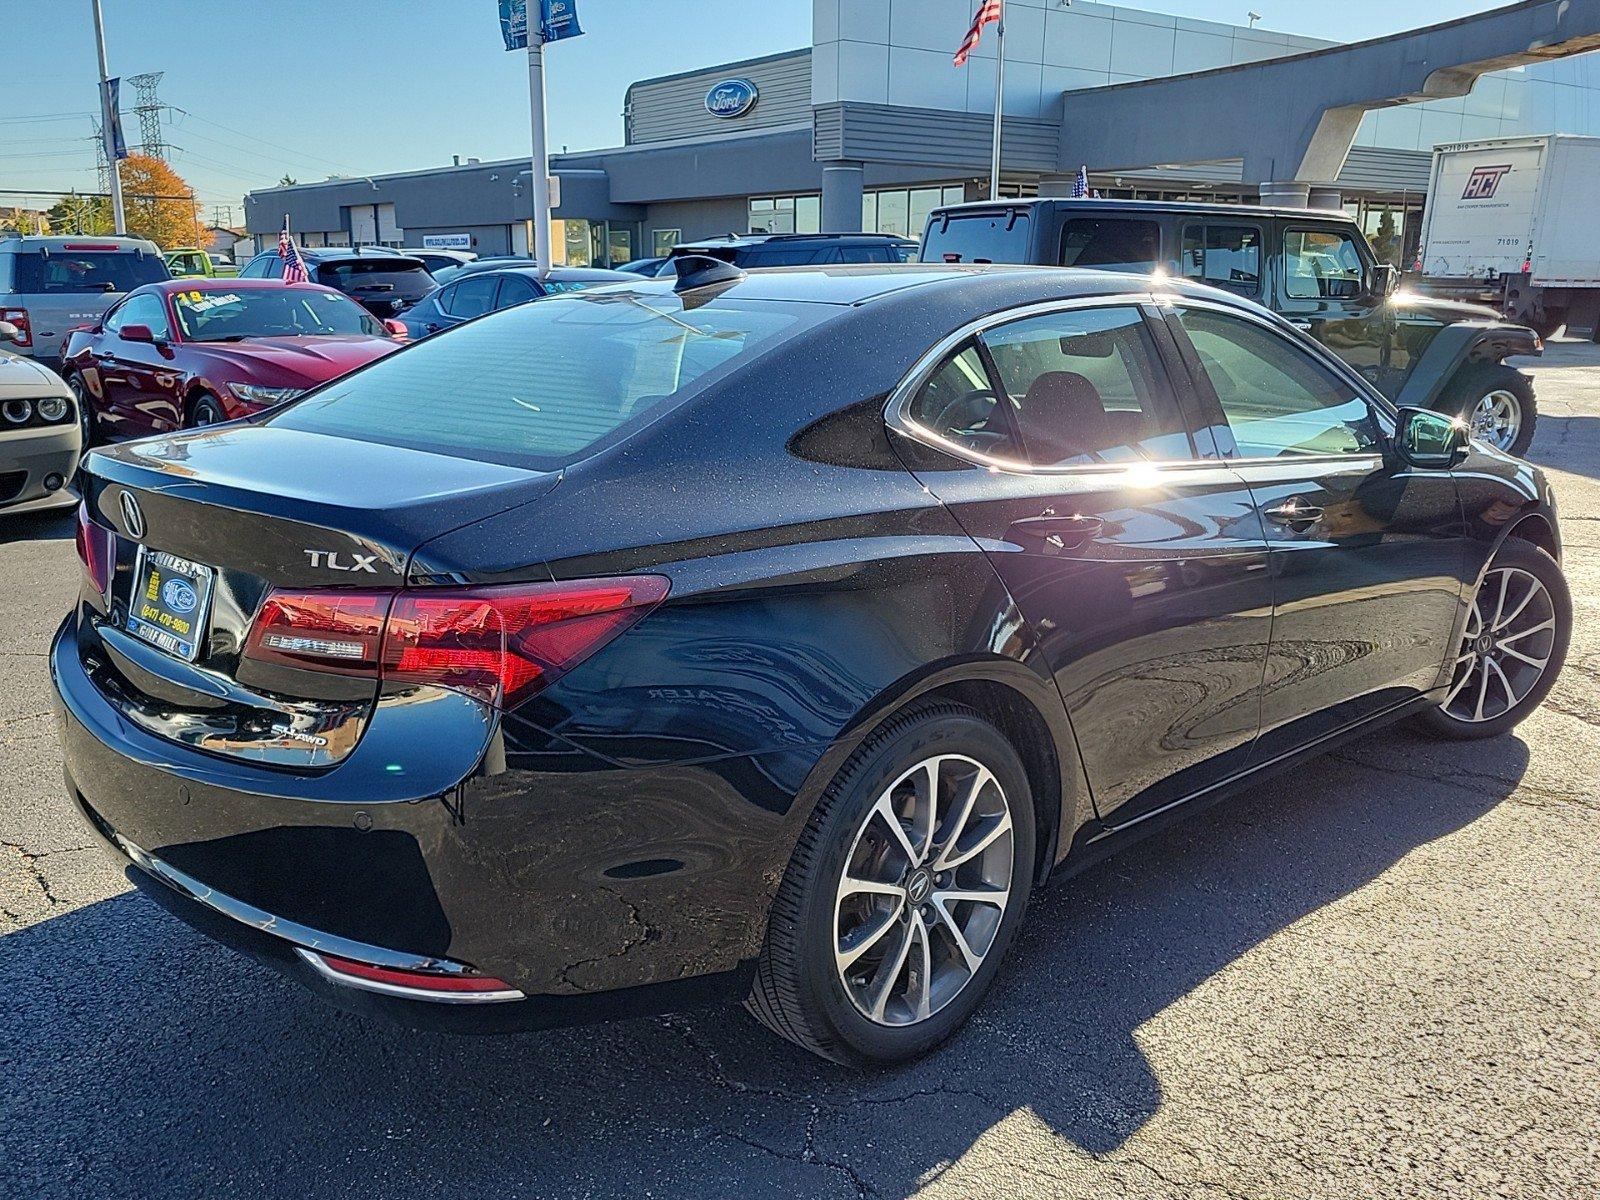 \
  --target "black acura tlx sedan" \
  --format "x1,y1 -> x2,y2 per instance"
53,259 -> 1569,1065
